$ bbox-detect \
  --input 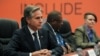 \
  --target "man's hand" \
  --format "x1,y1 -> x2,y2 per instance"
98,42 -> 100,45
66,44 -> 72,53
61,46 -> 67,55
32,49 -> 51,56
61,44 -> 72,55
97,42 -> 100,48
